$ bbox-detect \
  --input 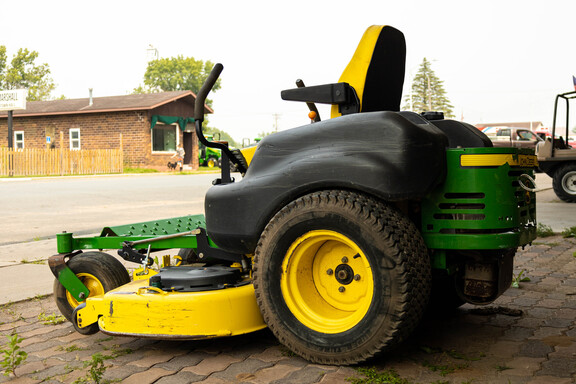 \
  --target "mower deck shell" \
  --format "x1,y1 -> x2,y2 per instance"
76,279 -> 266,339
